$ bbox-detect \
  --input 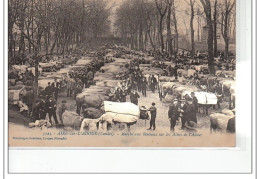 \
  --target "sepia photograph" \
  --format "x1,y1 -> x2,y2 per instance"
8,0 -> 236,147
